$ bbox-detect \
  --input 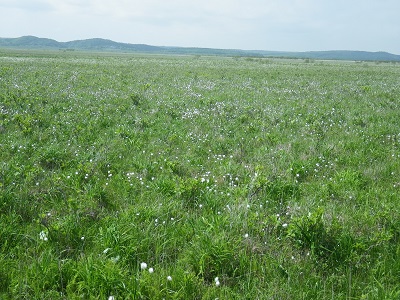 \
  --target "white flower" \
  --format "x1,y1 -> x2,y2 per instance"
282,223 -> 288,228
103,248 -> 111,254
110,256 -> 120,263
39,231 -> 48,241
244,233 -> 249,238
167,276 -> 172,281
215,277 -> 220,286
149,267 -> 154,273
140,262 -> 147,270
108,296 -> 115,300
